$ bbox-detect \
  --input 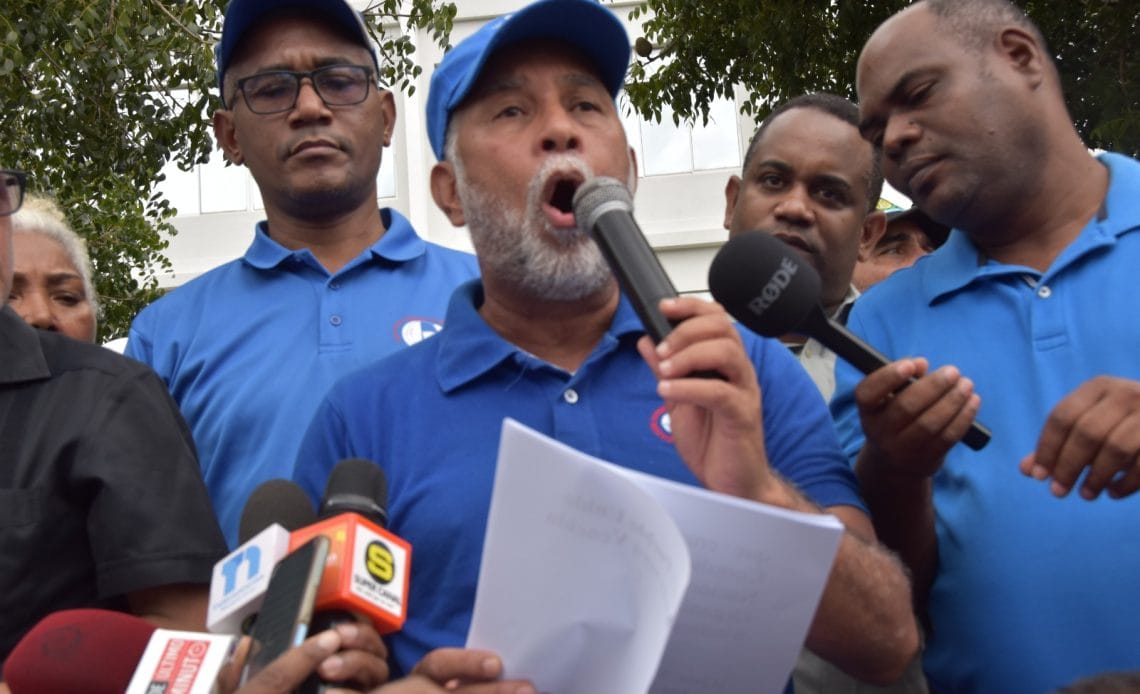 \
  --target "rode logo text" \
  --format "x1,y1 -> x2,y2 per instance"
748,257 -> 798,316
